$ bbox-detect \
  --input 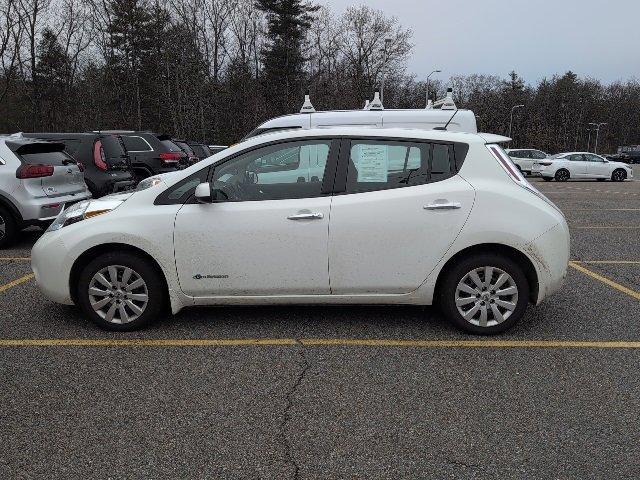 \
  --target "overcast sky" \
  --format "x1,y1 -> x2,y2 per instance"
319,0 -> 640,84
